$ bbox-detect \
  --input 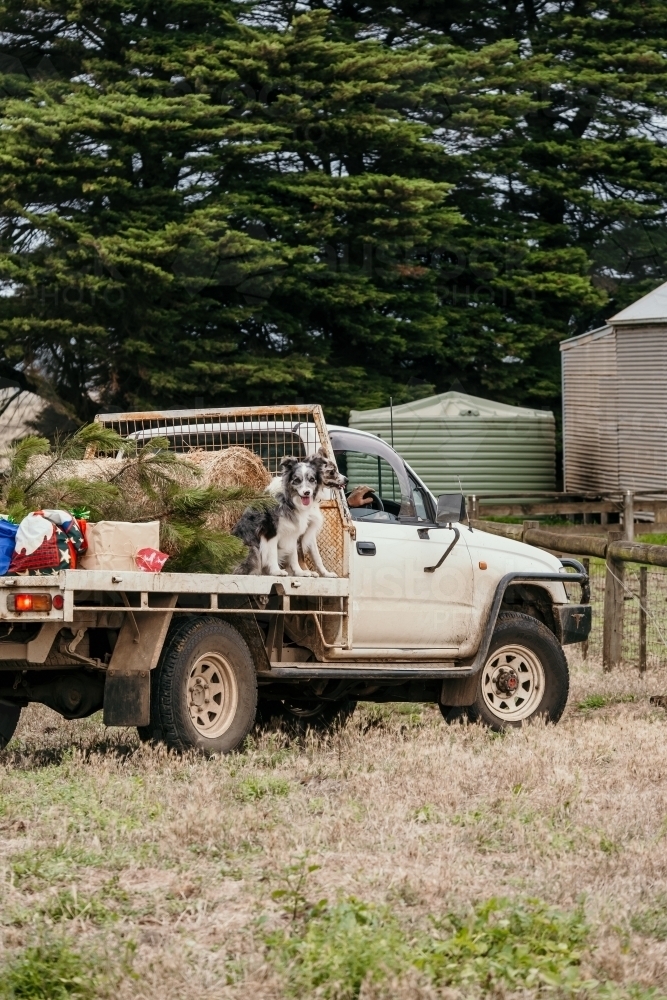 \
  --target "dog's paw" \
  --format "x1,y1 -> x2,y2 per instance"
273,568 -> 288,577
320,570 -> 338,578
